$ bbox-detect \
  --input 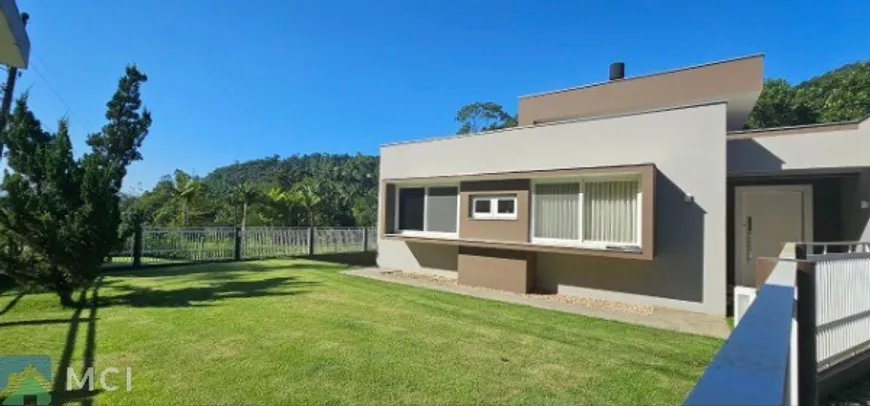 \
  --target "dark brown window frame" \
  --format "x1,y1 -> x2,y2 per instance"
380,163 -> 656,260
